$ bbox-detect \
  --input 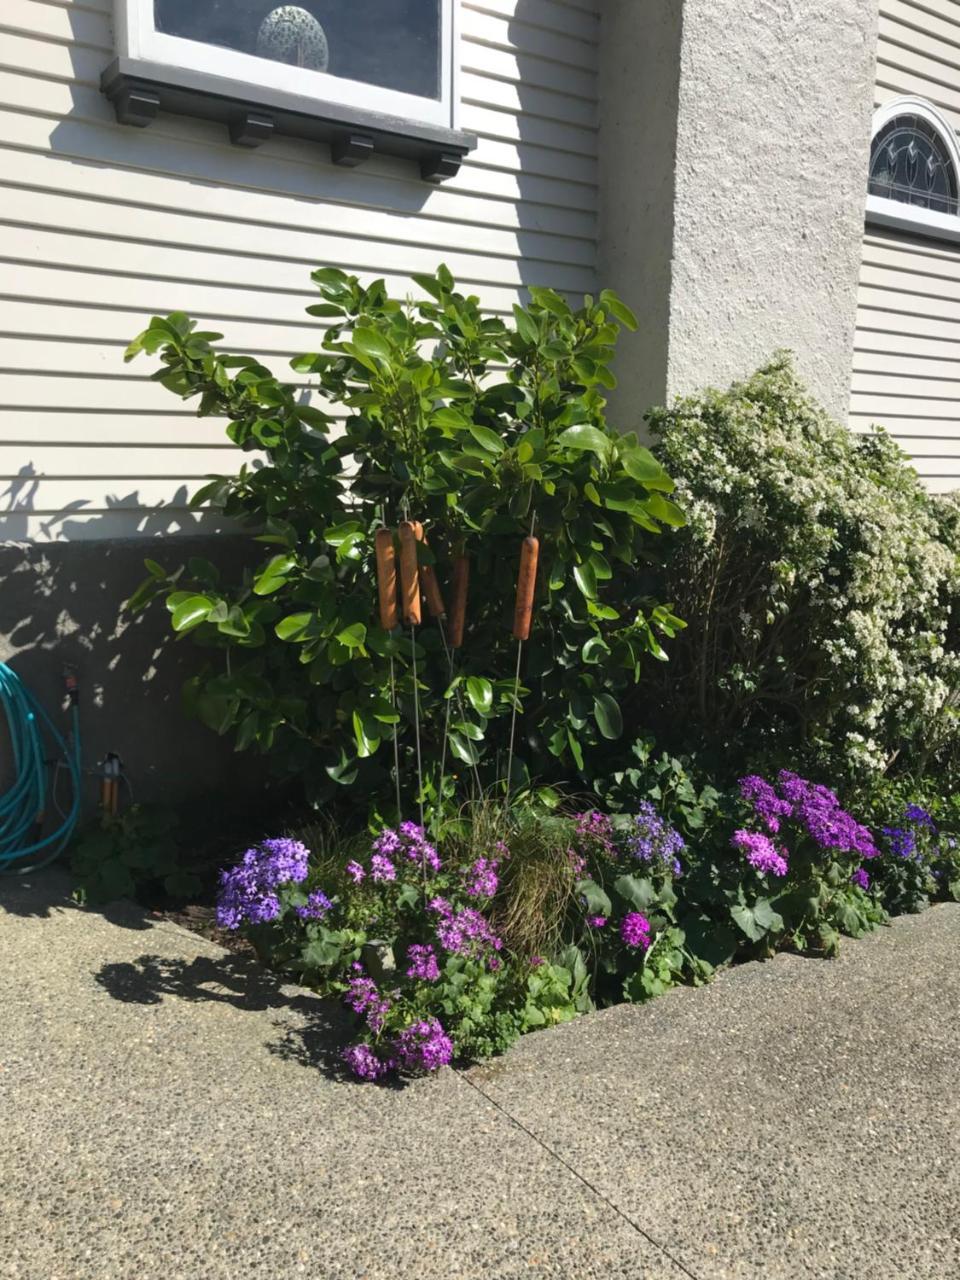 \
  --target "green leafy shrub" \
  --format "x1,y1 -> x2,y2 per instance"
126,267 -> 684,816
71,806 -> 200,906
646,354 -> 960,784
